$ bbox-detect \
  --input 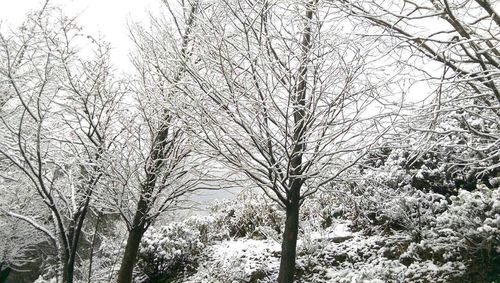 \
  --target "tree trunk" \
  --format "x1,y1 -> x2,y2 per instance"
116,225 -> 145,283
117,196 -> 149,283
65,261 -> 74,283
61,251 -> 72,283
65,228 -> 77,283
87,216 -> 101,283
0,266 -> 11,283
277,193 -> 300,283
